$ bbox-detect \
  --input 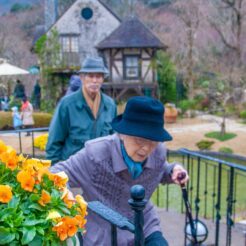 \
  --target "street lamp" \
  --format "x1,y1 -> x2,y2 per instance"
185,219 -> 208,245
